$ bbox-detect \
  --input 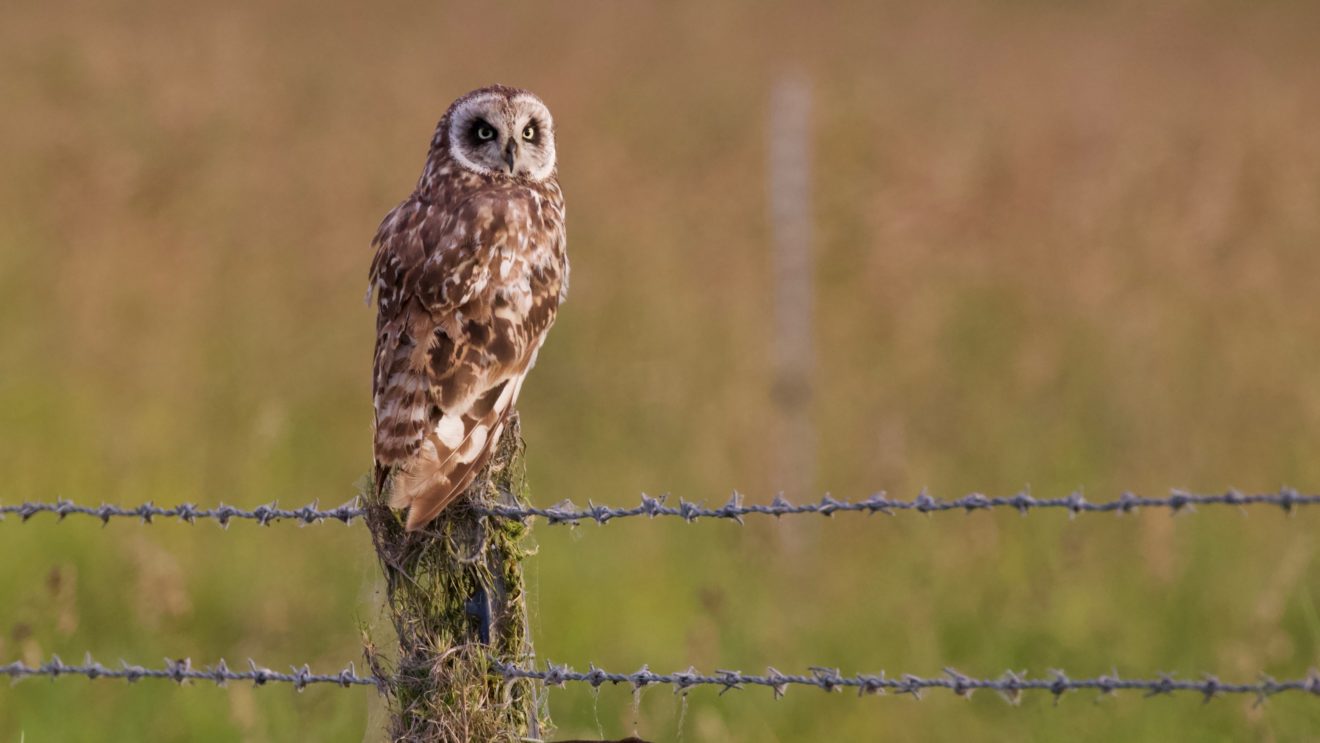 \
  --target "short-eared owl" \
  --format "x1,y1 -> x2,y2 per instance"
368,85 -> 567,531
